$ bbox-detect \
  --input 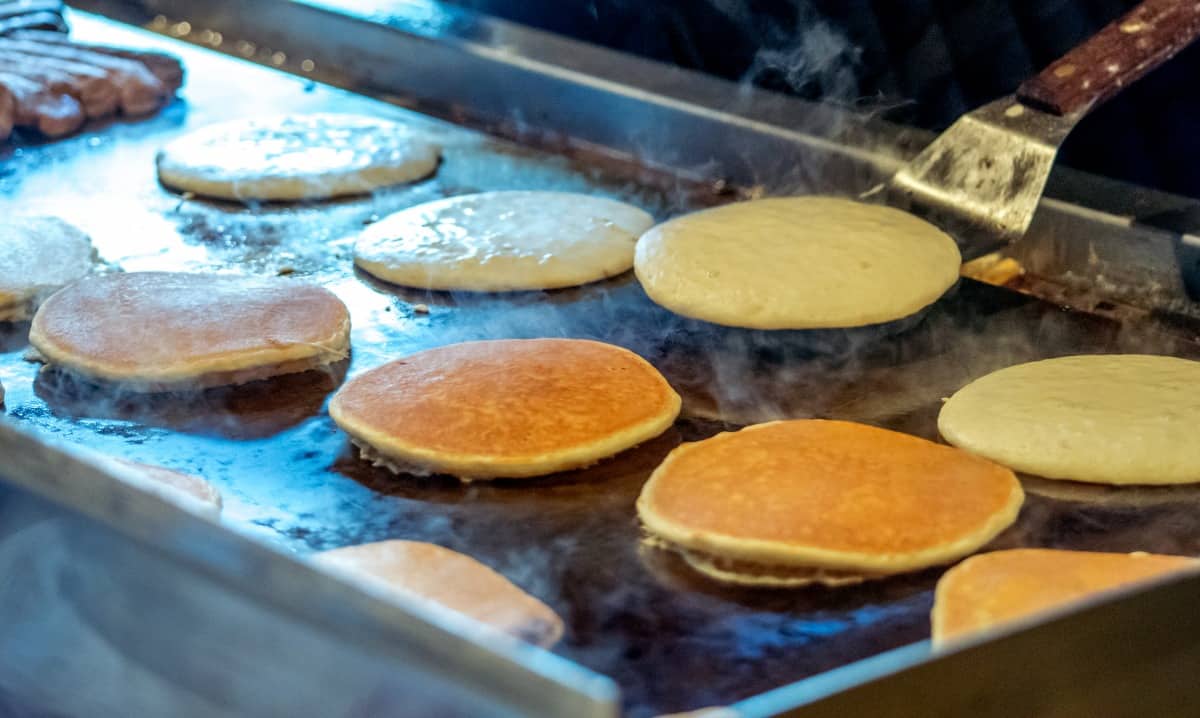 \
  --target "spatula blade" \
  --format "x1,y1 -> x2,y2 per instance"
888,98 -> 1078,253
